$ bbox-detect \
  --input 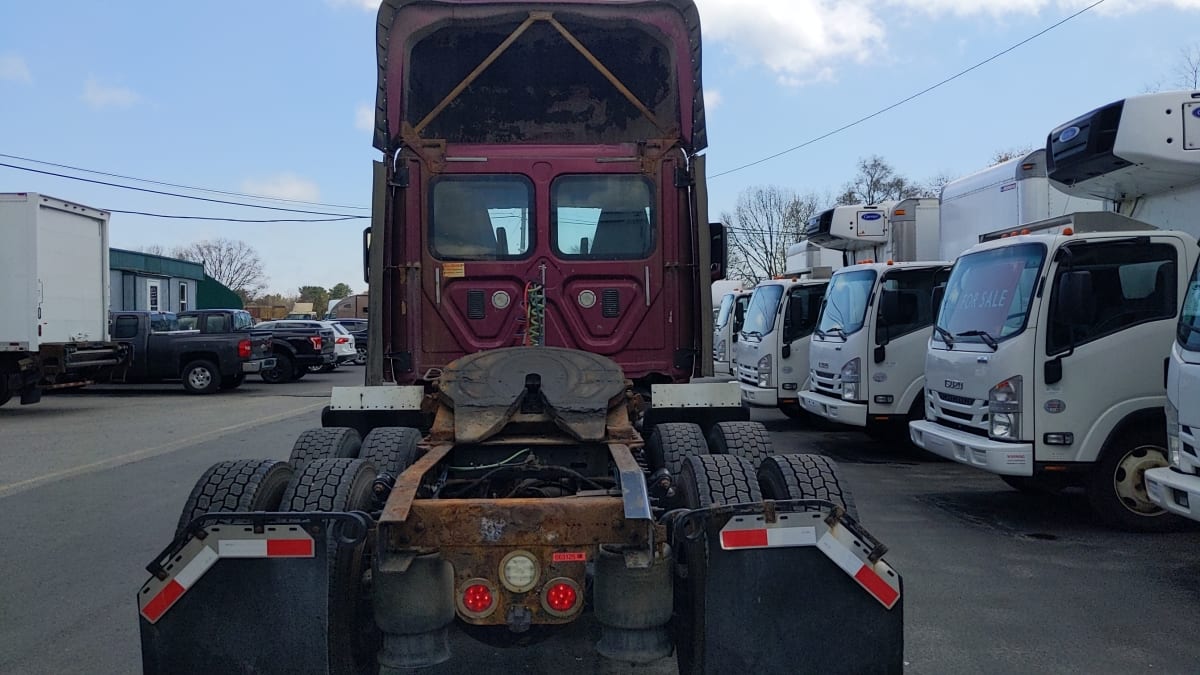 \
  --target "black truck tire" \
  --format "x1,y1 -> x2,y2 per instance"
758,454 -> 859,522
174,459 -> 294,538
1086,429 -> 1176,532
260,352 -> 294,384
677,454 -> 763,508
645,422 -> 708,479
707,420 -> 773,466
0,378 -> 11,407
673,454 -> 762,675
181,359 -> 221,395
289,427 -> 362,470
359,427 -> 422,477
219,373 -> 245,390
280,458 -> 379,674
